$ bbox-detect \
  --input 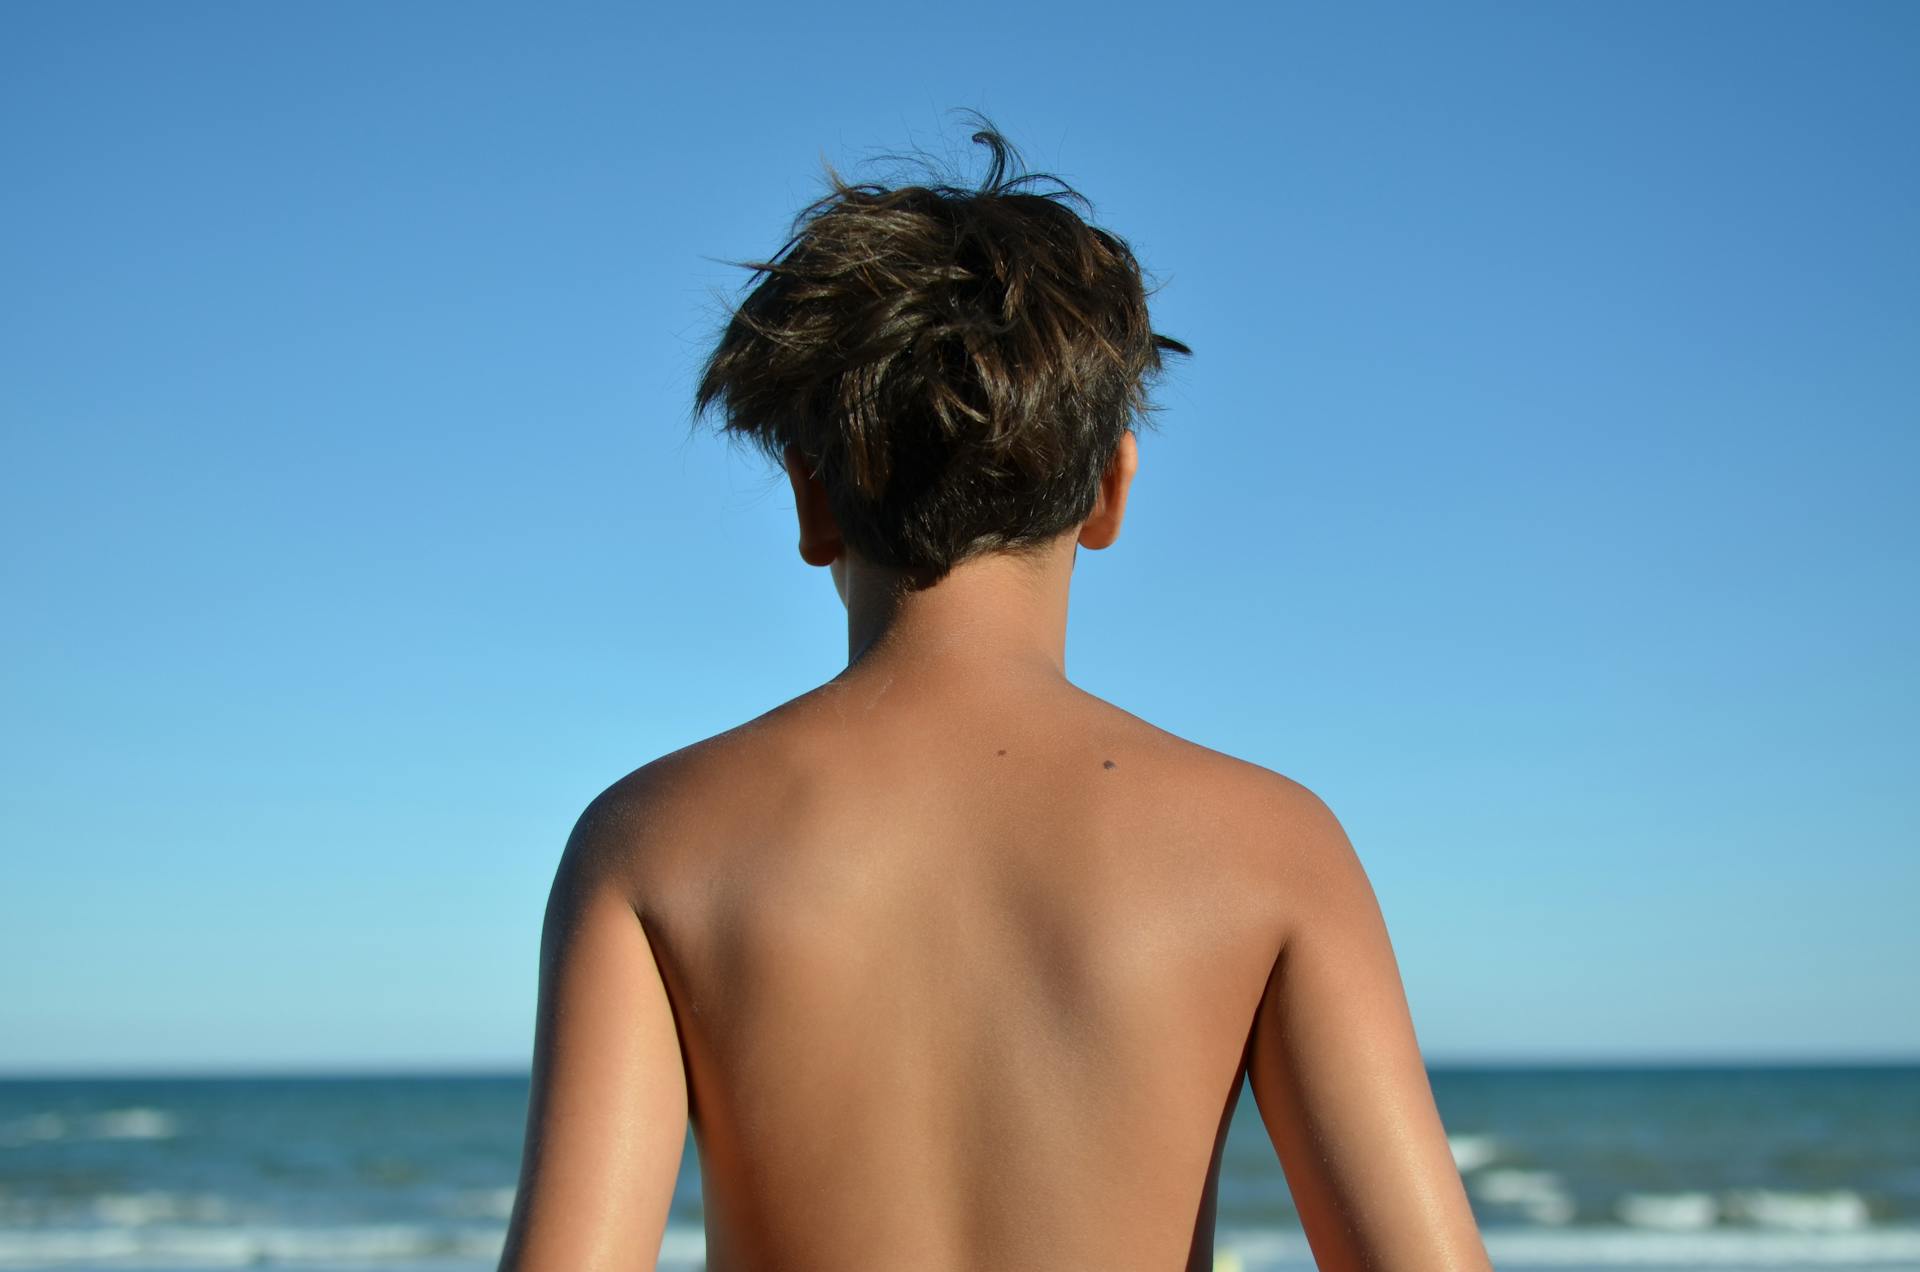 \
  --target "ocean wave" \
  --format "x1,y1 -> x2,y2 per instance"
1213,1225 -> 1920,1268
0,1224 -> 710,1270
1727,1189 -> 1873,1232
443,1187 -> 518,1220
1616,1190 -> 1720,1230
1447,1133 -> 1501,1172
90,1108 -> 178,1140
1609,1188 -> 1874,1234
1470,1168 -> 1577,1225
1473,1224 -> 1920,1266
0,1114 -> 66,1147
2,1222 -> 1919,1270
92,1193 -> 234,1227
0,1224 -> 504,1267
0,1194 -> 234,1229
0,1108 -> 179,1146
